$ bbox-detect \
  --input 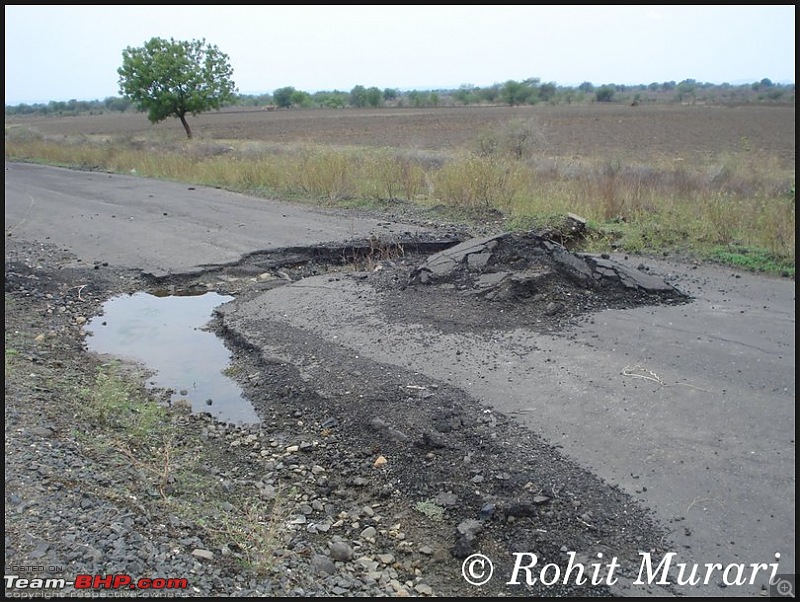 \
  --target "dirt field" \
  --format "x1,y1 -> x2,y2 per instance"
8,103 -> 795,166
